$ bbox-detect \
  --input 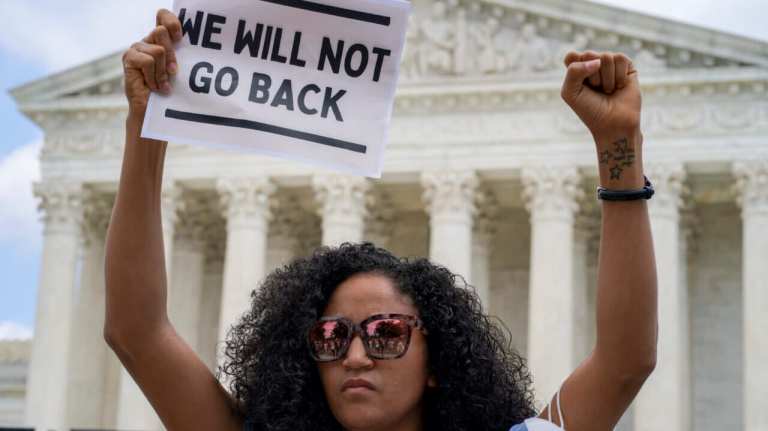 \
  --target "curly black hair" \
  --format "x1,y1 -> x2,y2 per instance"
221,242 -> 536,431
